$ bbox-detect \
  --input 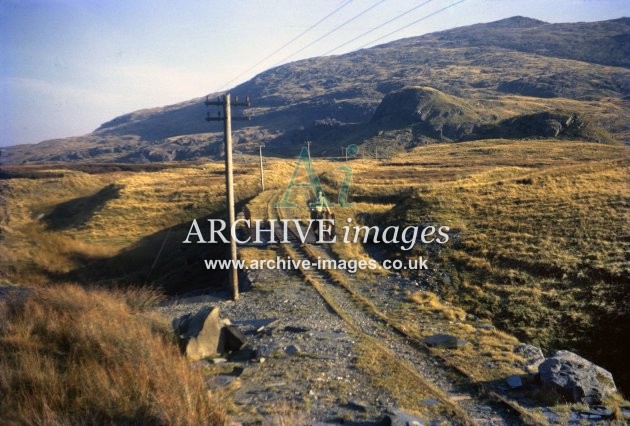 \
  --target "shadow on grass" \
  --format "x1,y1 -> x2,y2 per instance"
58,215 -> 228,295
45,183 -> 122,231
